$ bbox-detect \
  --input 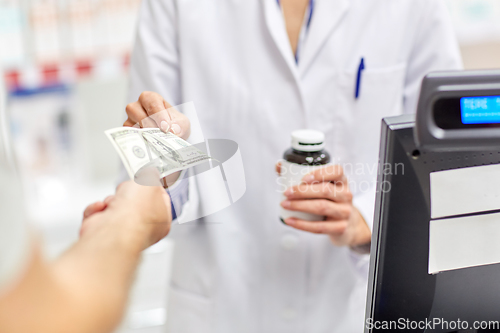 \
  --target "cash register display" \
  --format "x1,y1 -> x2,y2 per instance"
434,96 -> 500,129
461,96 -> 500,124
